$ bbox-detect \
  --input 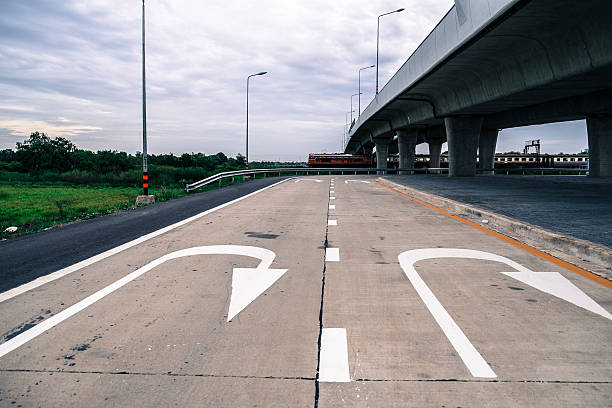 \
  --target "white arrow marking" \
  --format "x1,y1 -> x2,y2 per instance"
294,179 -> 323,183
398,248 -> 612,379
0,245 -> 286,358
229,268 -> 287,321
502,271 -> 612,320
344,180 -> 371,184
